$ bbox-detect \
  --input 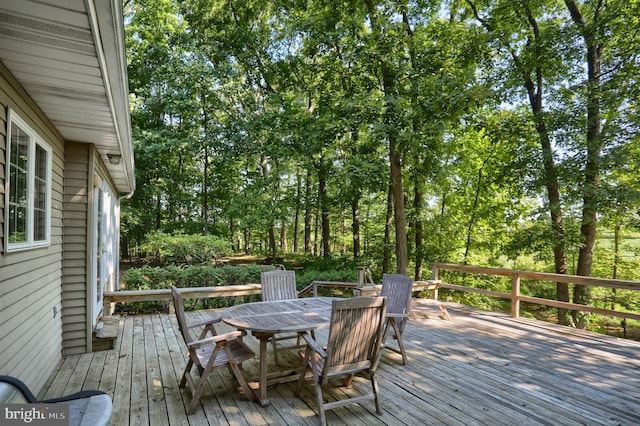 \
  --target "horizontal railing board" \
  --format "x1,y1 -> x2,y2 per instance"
432,263 -> 640,321
433,263 -> 640,290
